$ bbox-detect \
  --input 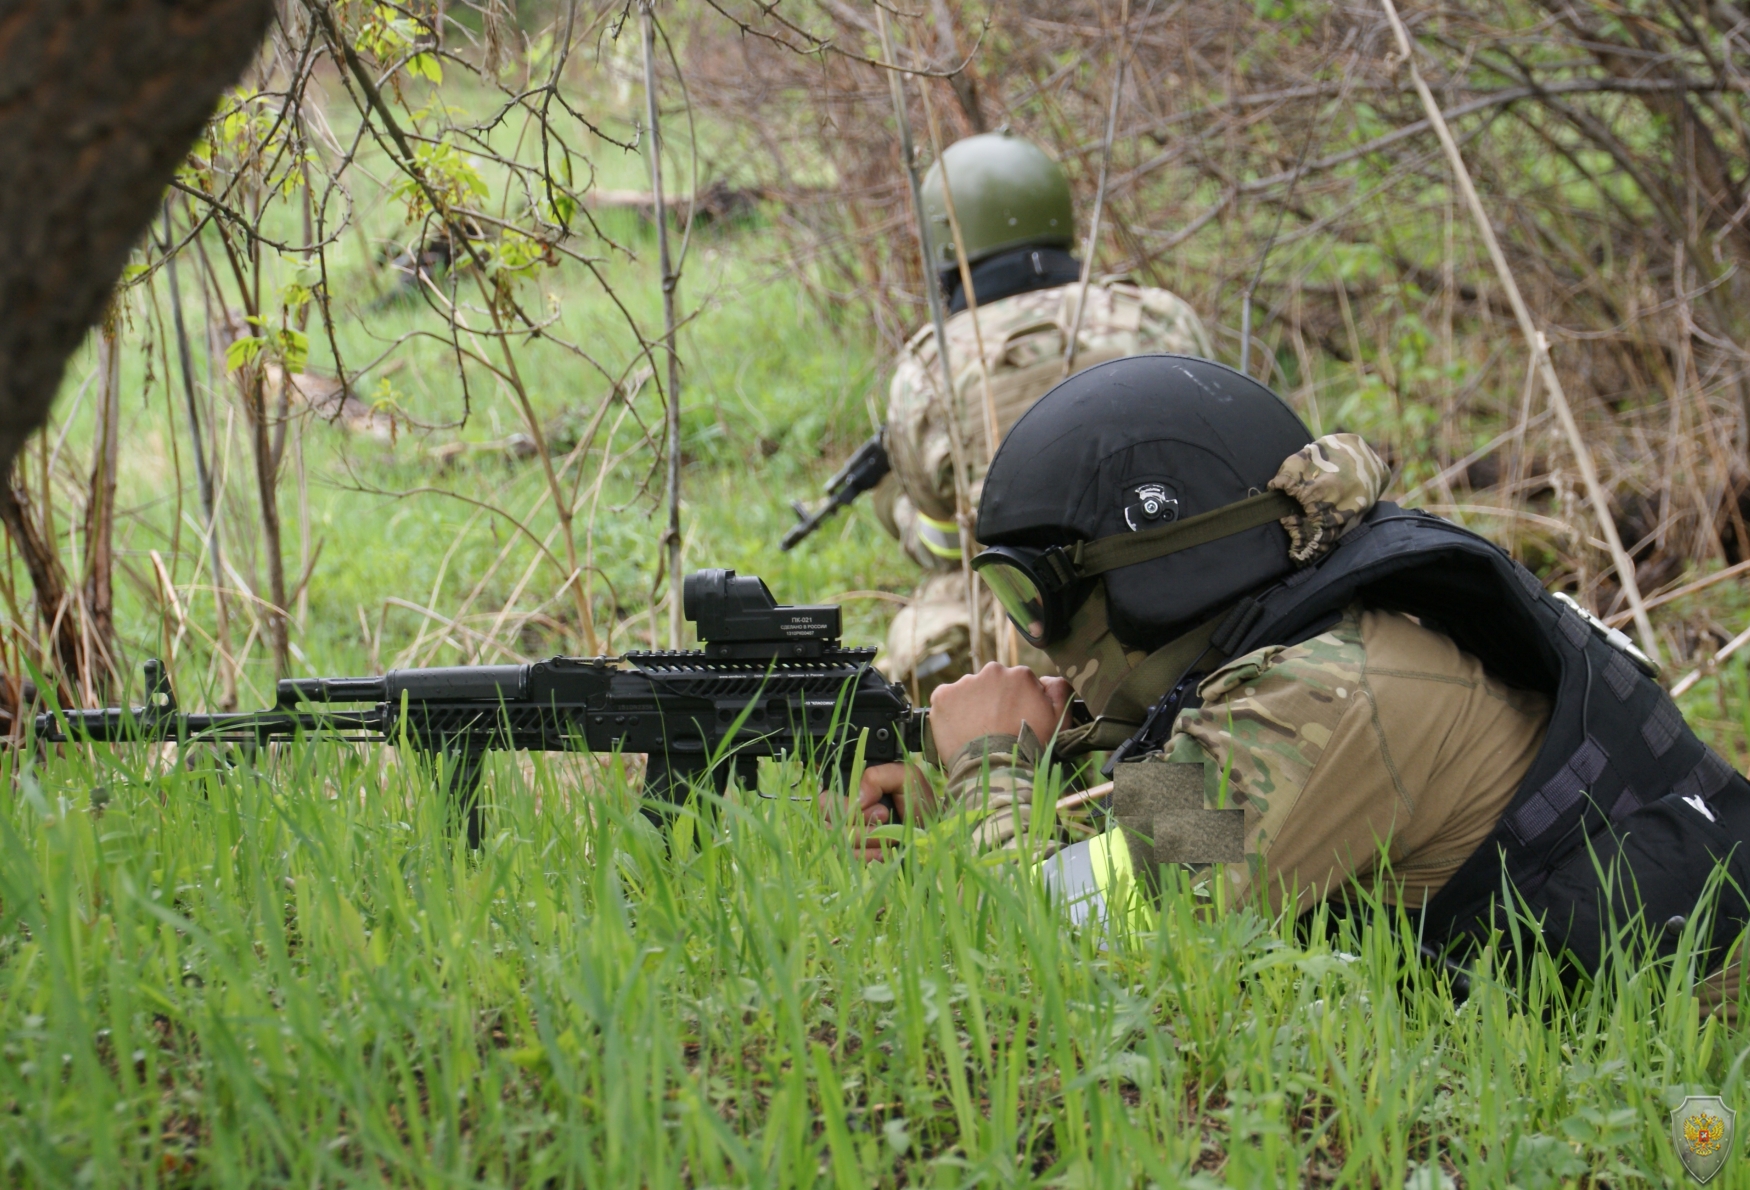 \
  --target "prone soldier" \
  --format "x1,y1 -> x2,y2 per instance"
835,354 -> 1750,991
